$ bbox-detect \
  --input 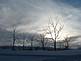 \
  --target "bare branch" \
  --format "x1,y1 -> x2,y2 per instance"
47,16 -> 64,50
56,25 -> 64,38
